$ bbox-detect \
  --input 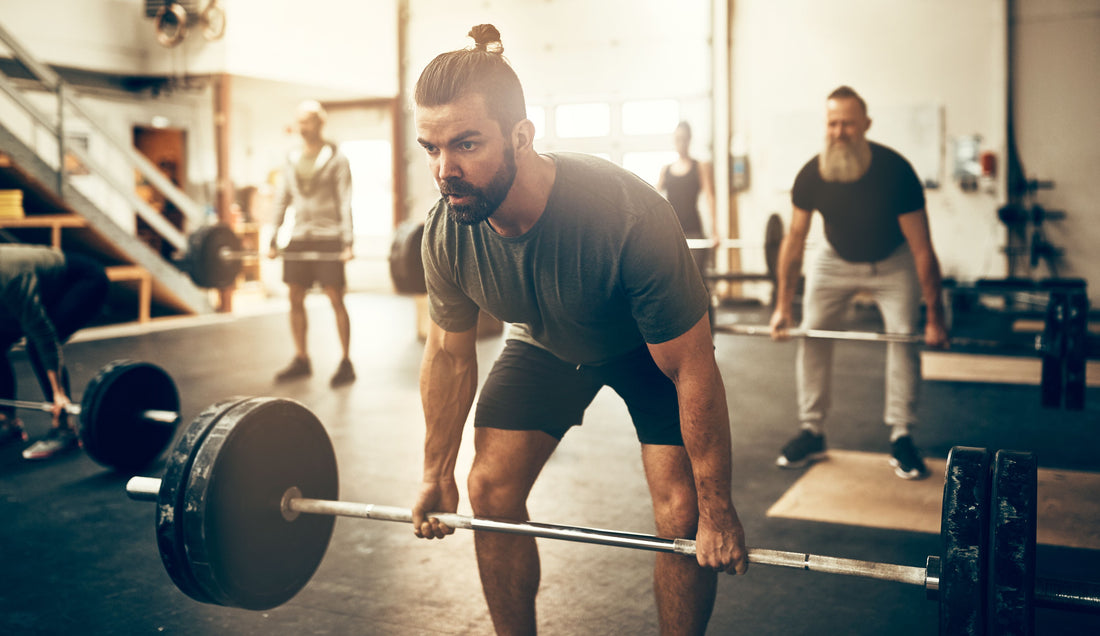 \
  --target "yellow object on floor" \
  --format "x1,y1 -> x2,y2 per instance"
766,449 -> 1100,550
